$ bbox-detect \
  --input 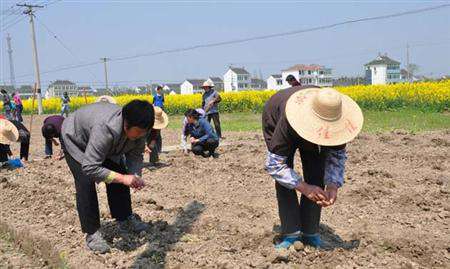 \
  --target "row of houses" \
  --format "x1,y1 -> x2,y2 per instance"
1,54 -> 429,98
